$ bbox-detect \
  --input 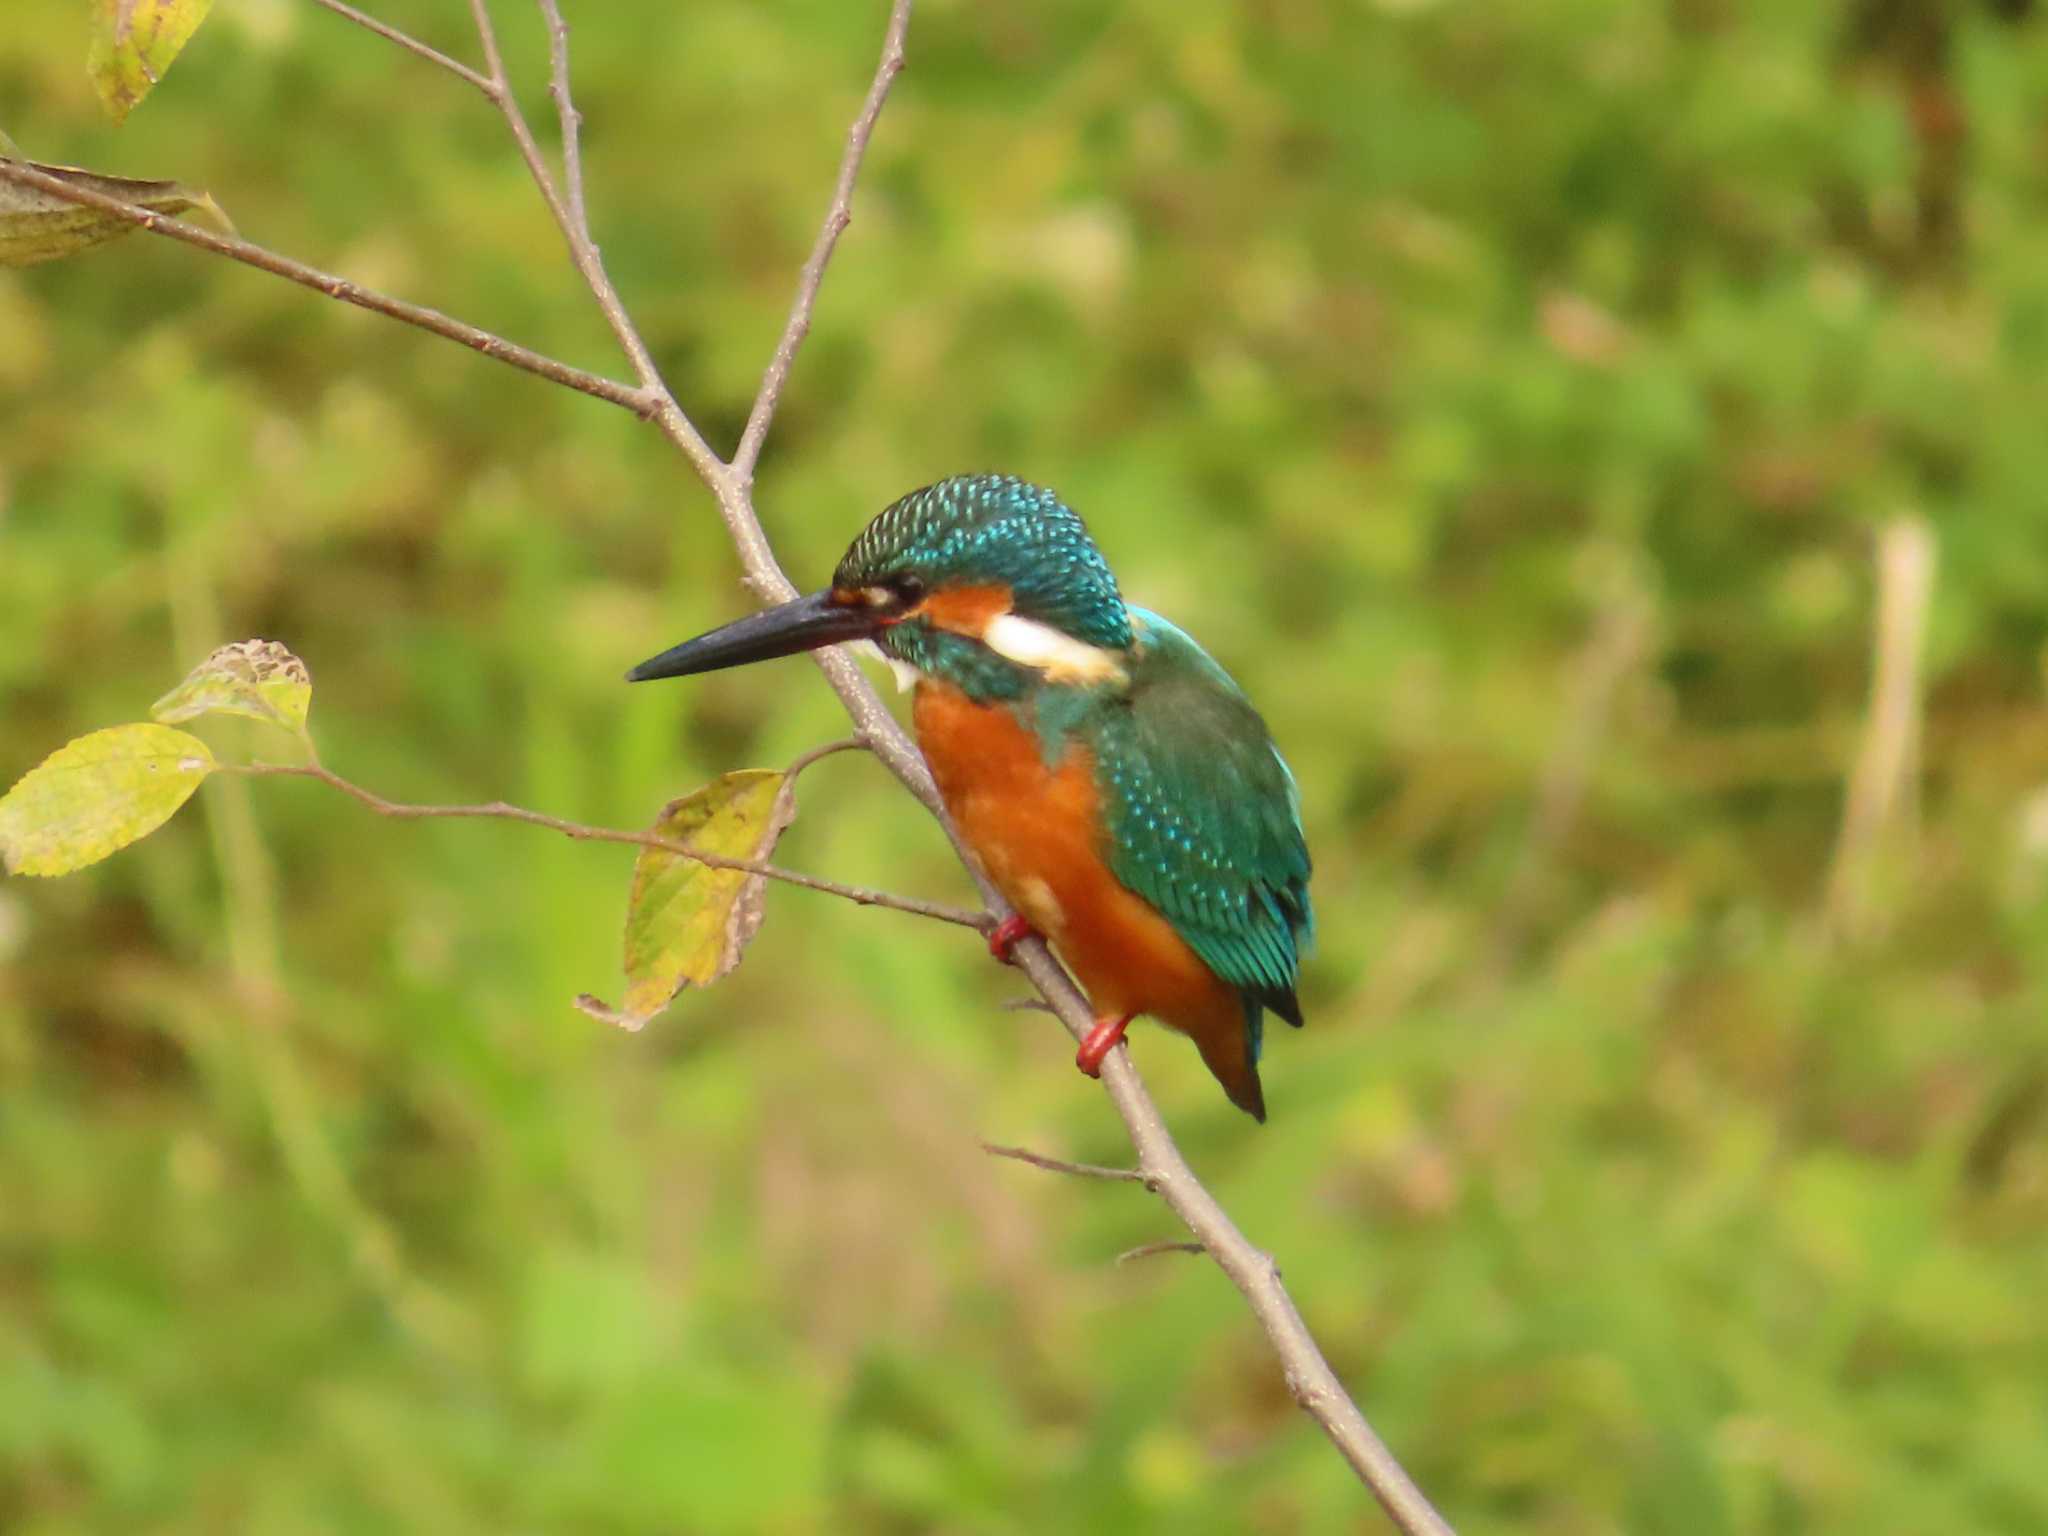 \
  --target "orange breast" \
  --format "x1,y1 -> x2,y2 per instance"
913,681 -> 1259,1112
